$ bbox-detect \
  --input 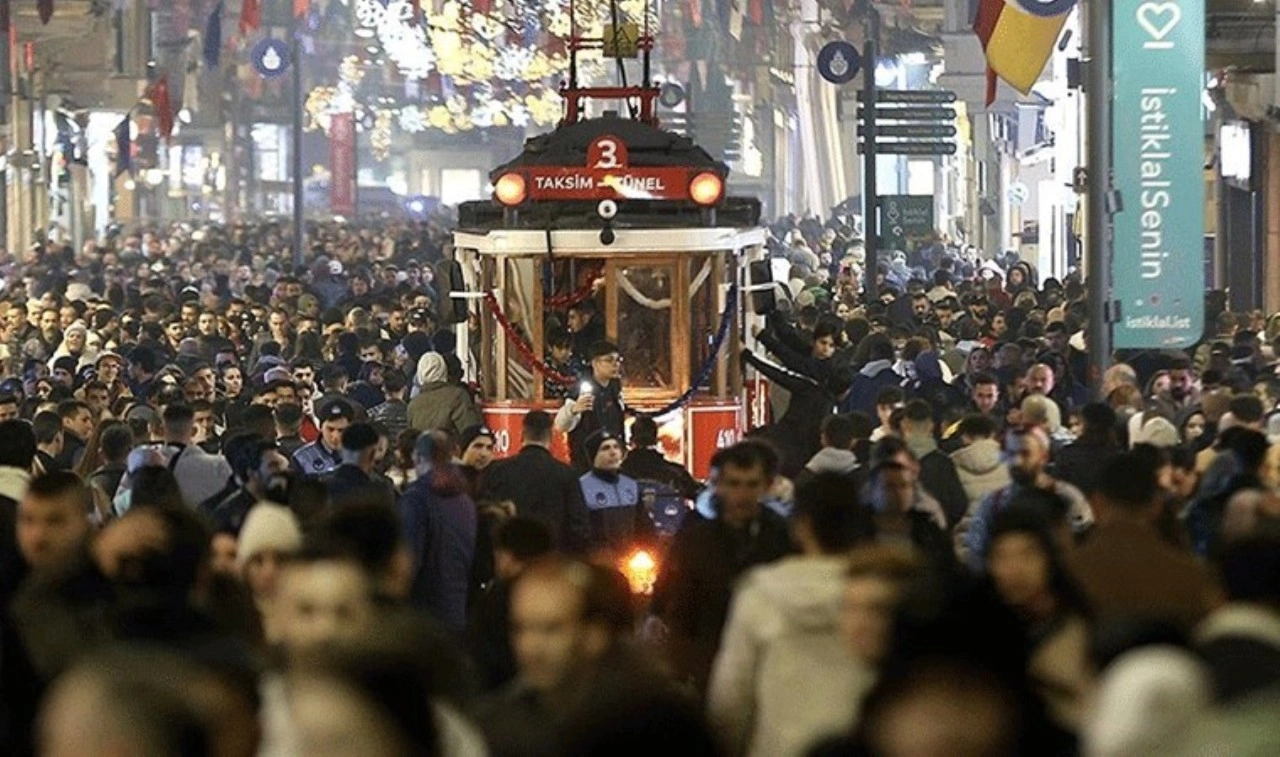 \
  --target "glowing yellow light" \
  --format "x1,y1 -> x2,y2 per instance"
622,549 -> 658,595
494,173 -> 527,206
689,172 -> 724,206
